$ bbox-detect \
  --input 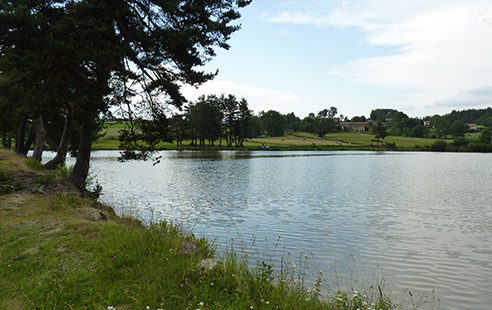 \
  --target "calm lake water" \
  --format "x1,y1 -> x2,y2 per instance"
51,150 -> 492,309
